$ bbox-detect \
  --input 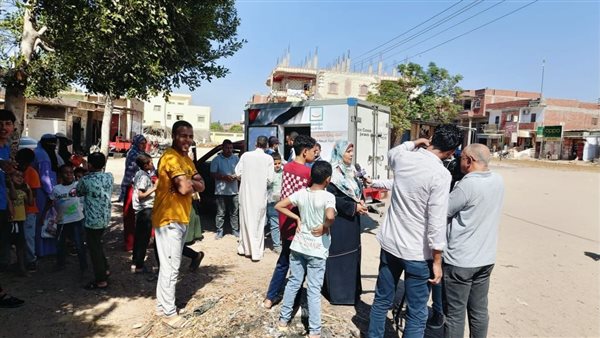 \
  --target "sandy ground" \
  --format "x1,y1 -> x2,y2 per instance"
1,157 -> 599,337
